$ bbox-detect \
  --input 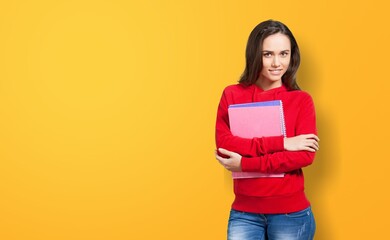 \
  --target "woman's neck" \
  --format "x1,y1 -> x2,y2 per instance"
255,79 -> 282,91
